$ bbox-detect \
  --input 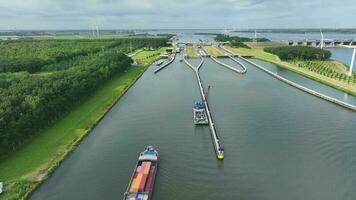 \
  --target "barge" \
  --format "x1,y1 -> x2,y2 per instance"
193,100 -> 208,125
123,146 -> 159,200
